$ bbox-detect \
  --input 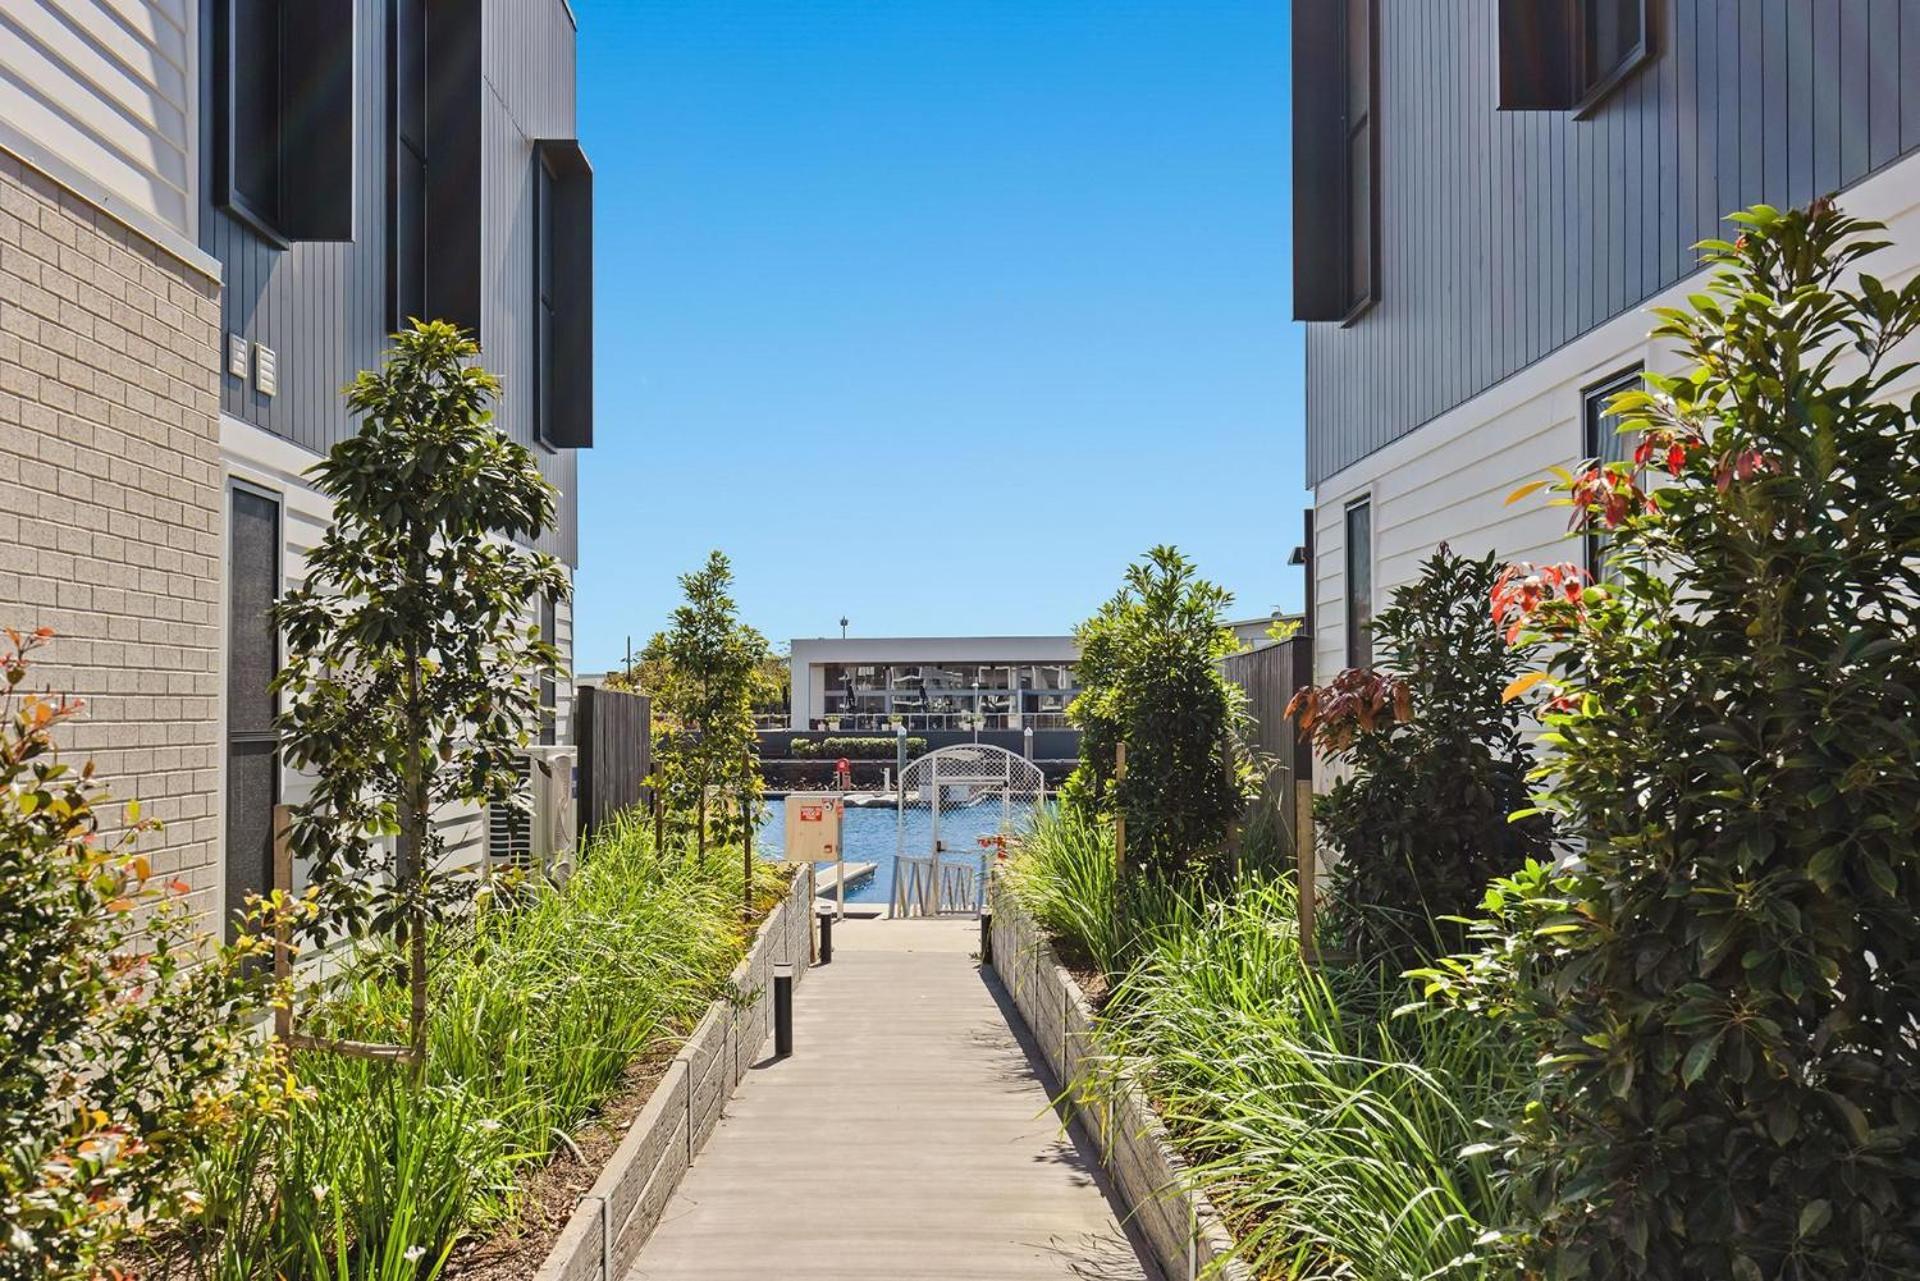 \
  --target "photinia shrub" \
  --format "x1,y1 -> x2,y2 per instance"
1417,201 -> 1920,1279
0,630 -> 287,1279
1288,546 -> 1551,971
